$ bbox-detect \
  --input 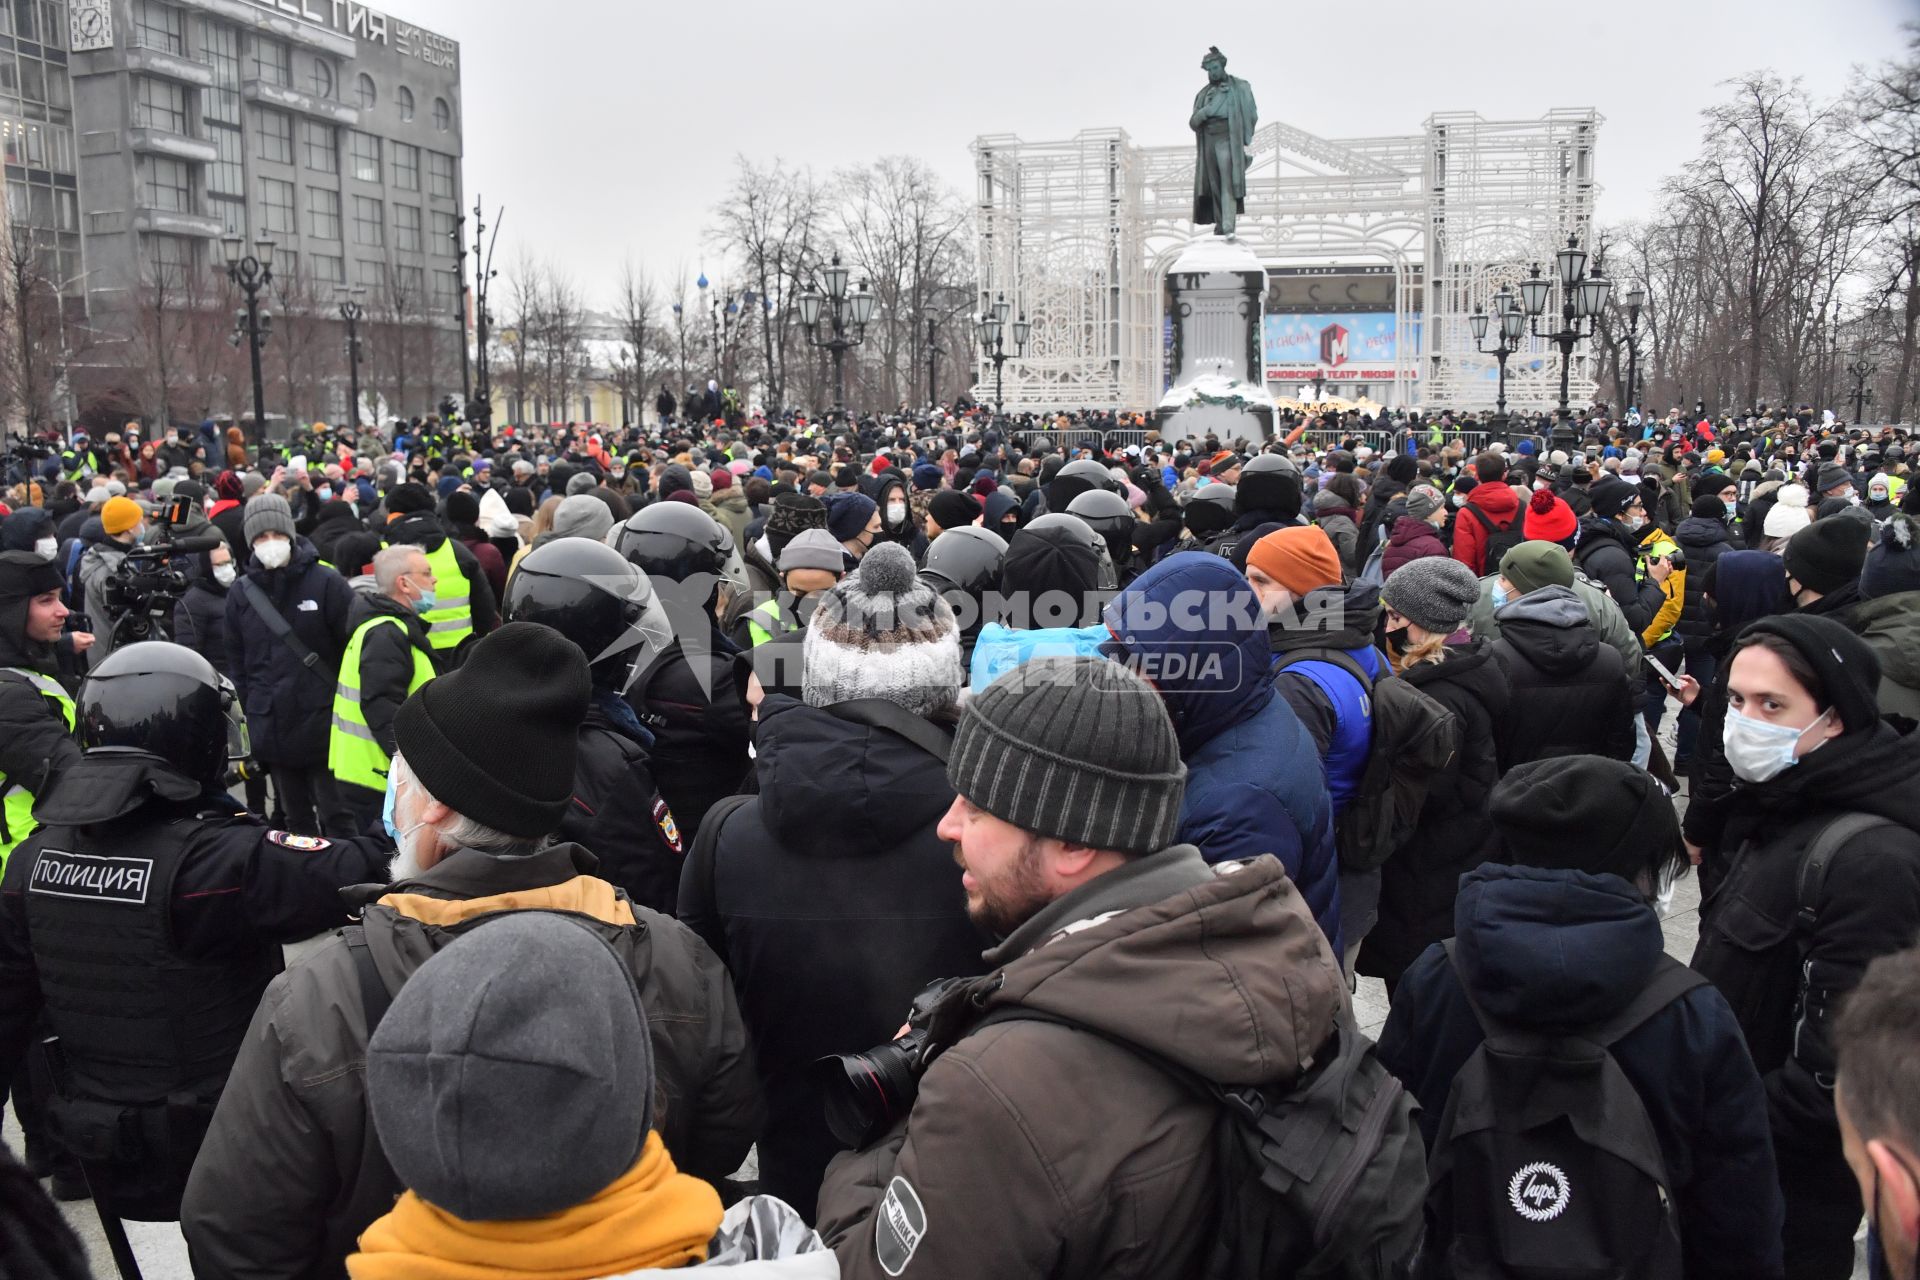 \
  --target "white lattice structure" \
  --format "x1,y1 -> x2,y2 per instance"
971,109 -> 1602,412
